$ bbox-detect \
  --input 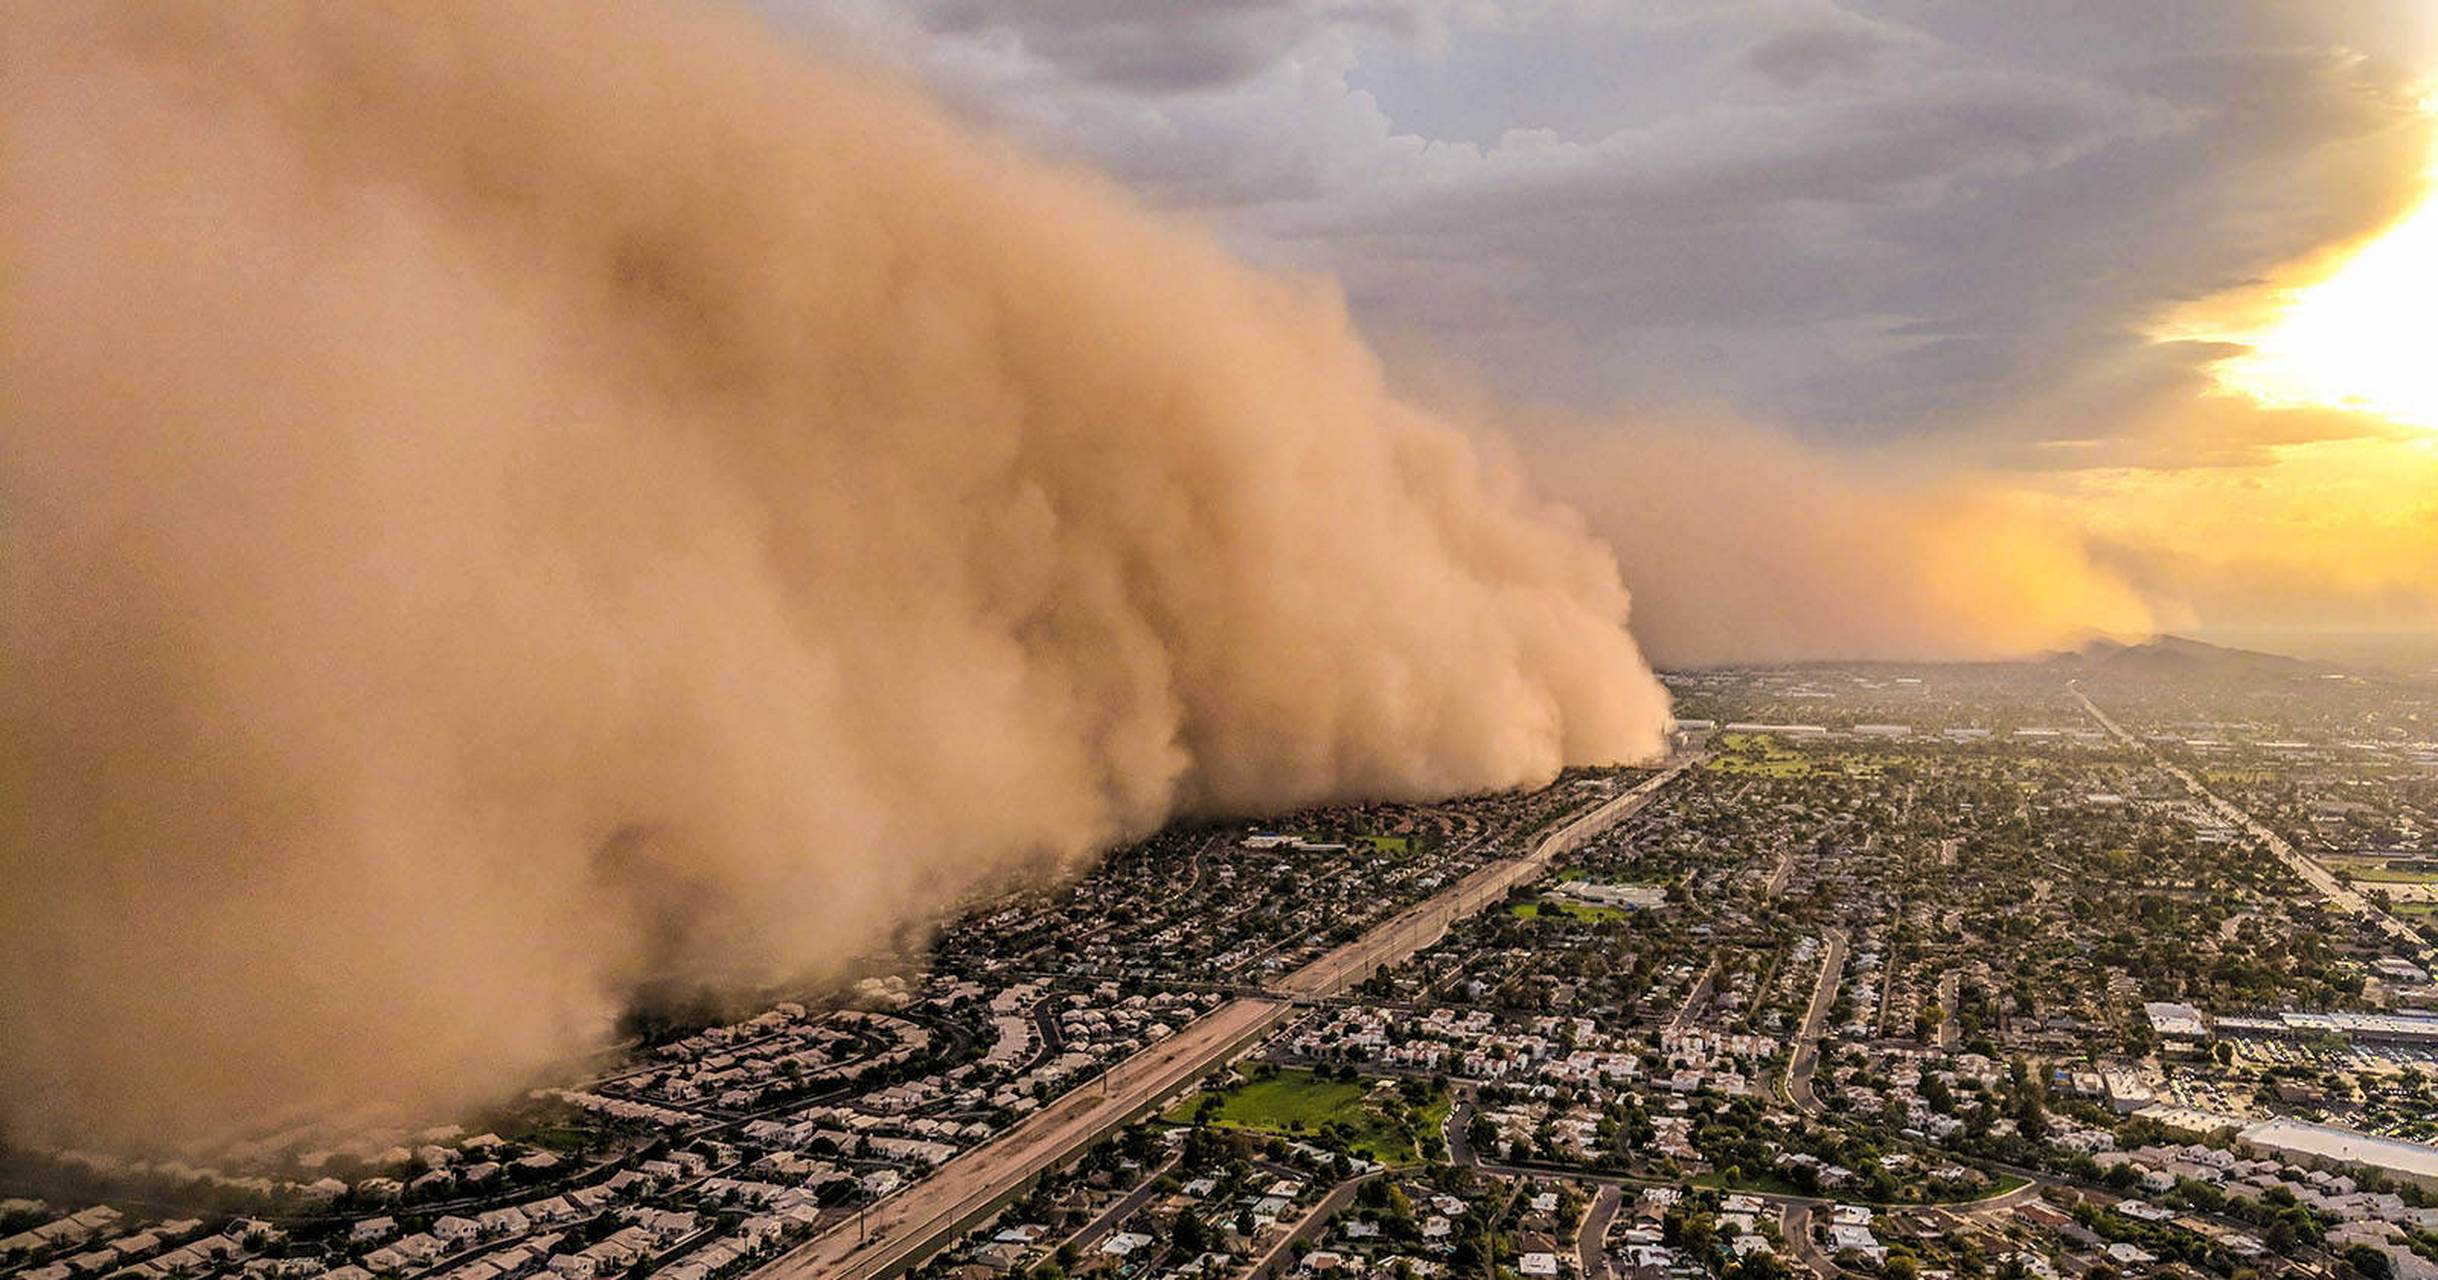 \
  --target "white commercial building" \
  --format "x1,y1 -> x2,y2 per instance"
2239,1119 -> 2438,1190
2142,1002 -> 2209,1041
